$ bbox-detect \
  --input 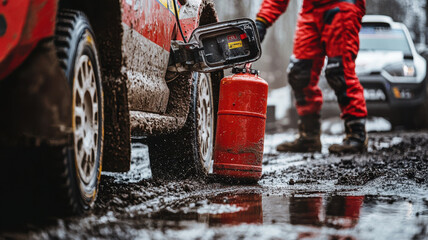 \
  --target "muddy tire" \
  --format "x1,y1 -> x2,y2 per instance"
54,9 -> 104,213
148,72 -> 220,179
